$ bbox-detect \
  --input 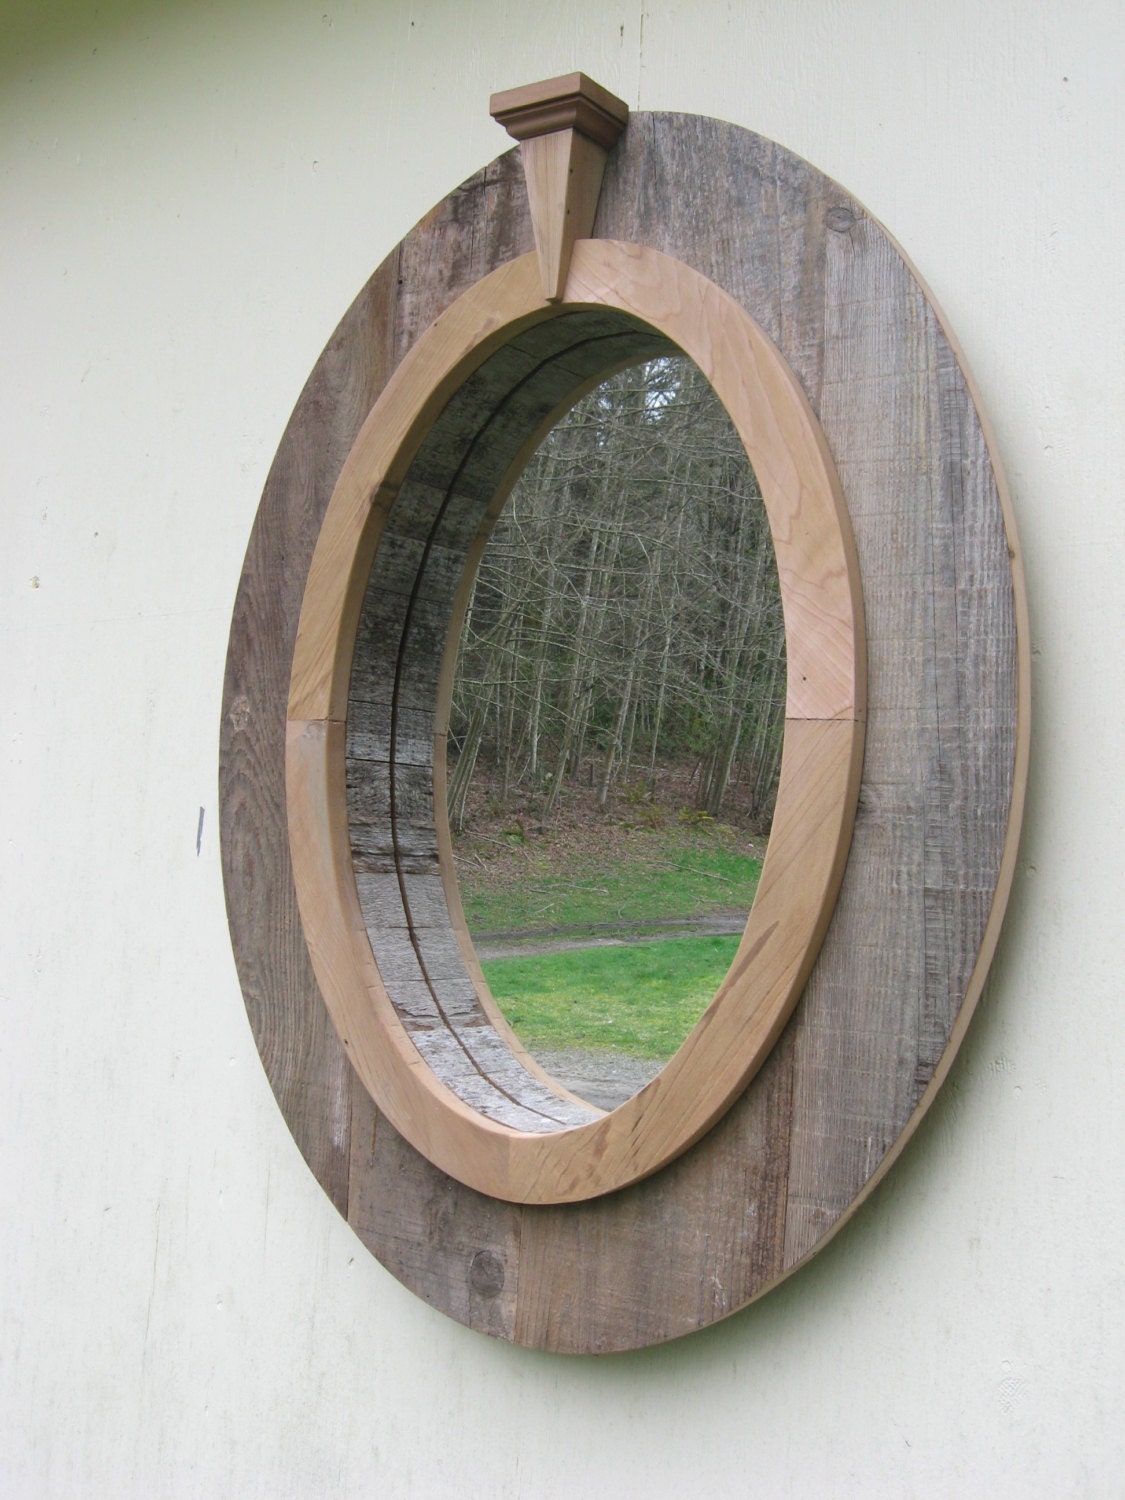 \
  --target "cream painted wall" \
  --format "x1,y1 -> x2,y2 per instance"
2,1 -> 1122,1494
